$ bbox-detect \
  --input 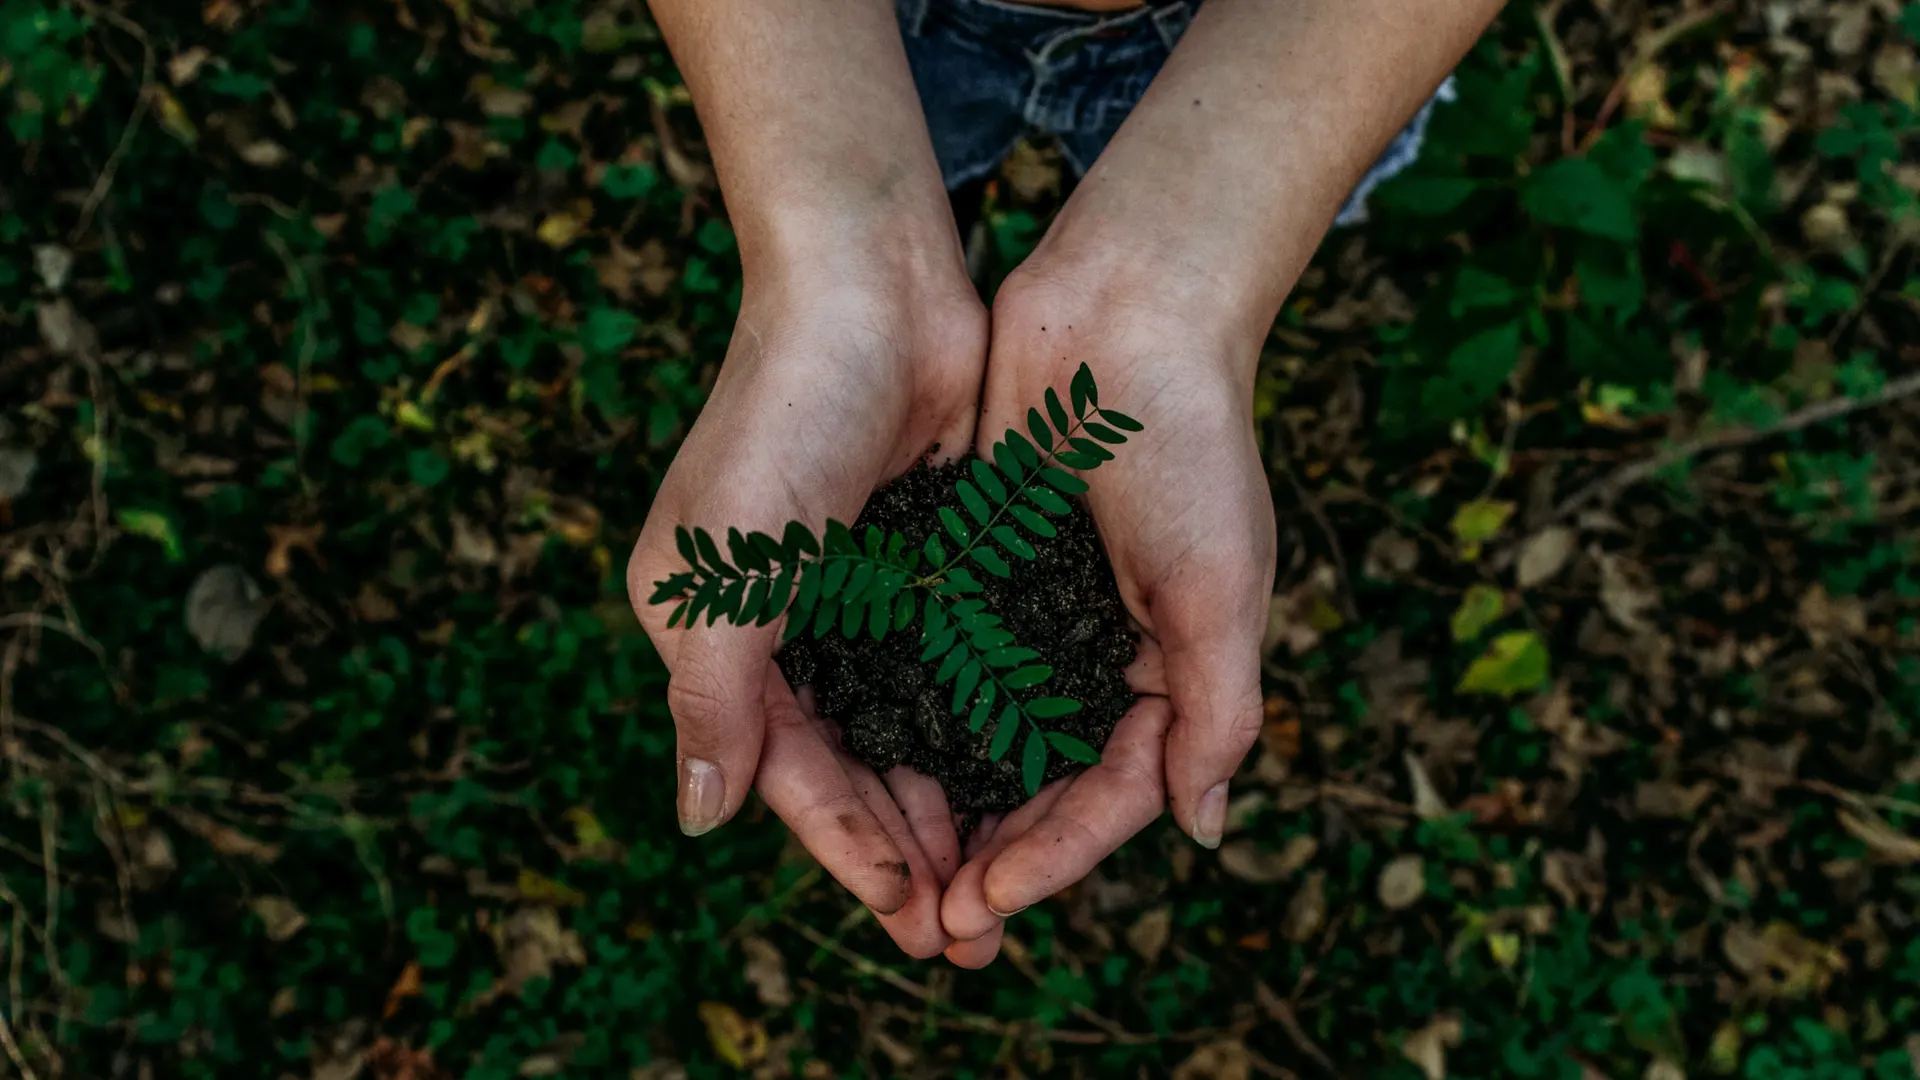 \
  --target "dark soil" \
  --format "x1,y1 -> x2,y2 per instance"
777,460 -> 1137,817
